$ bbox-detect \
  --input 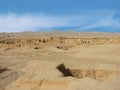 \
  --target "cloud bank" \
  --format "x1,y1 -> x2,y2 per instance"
0,10 -> 120,32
